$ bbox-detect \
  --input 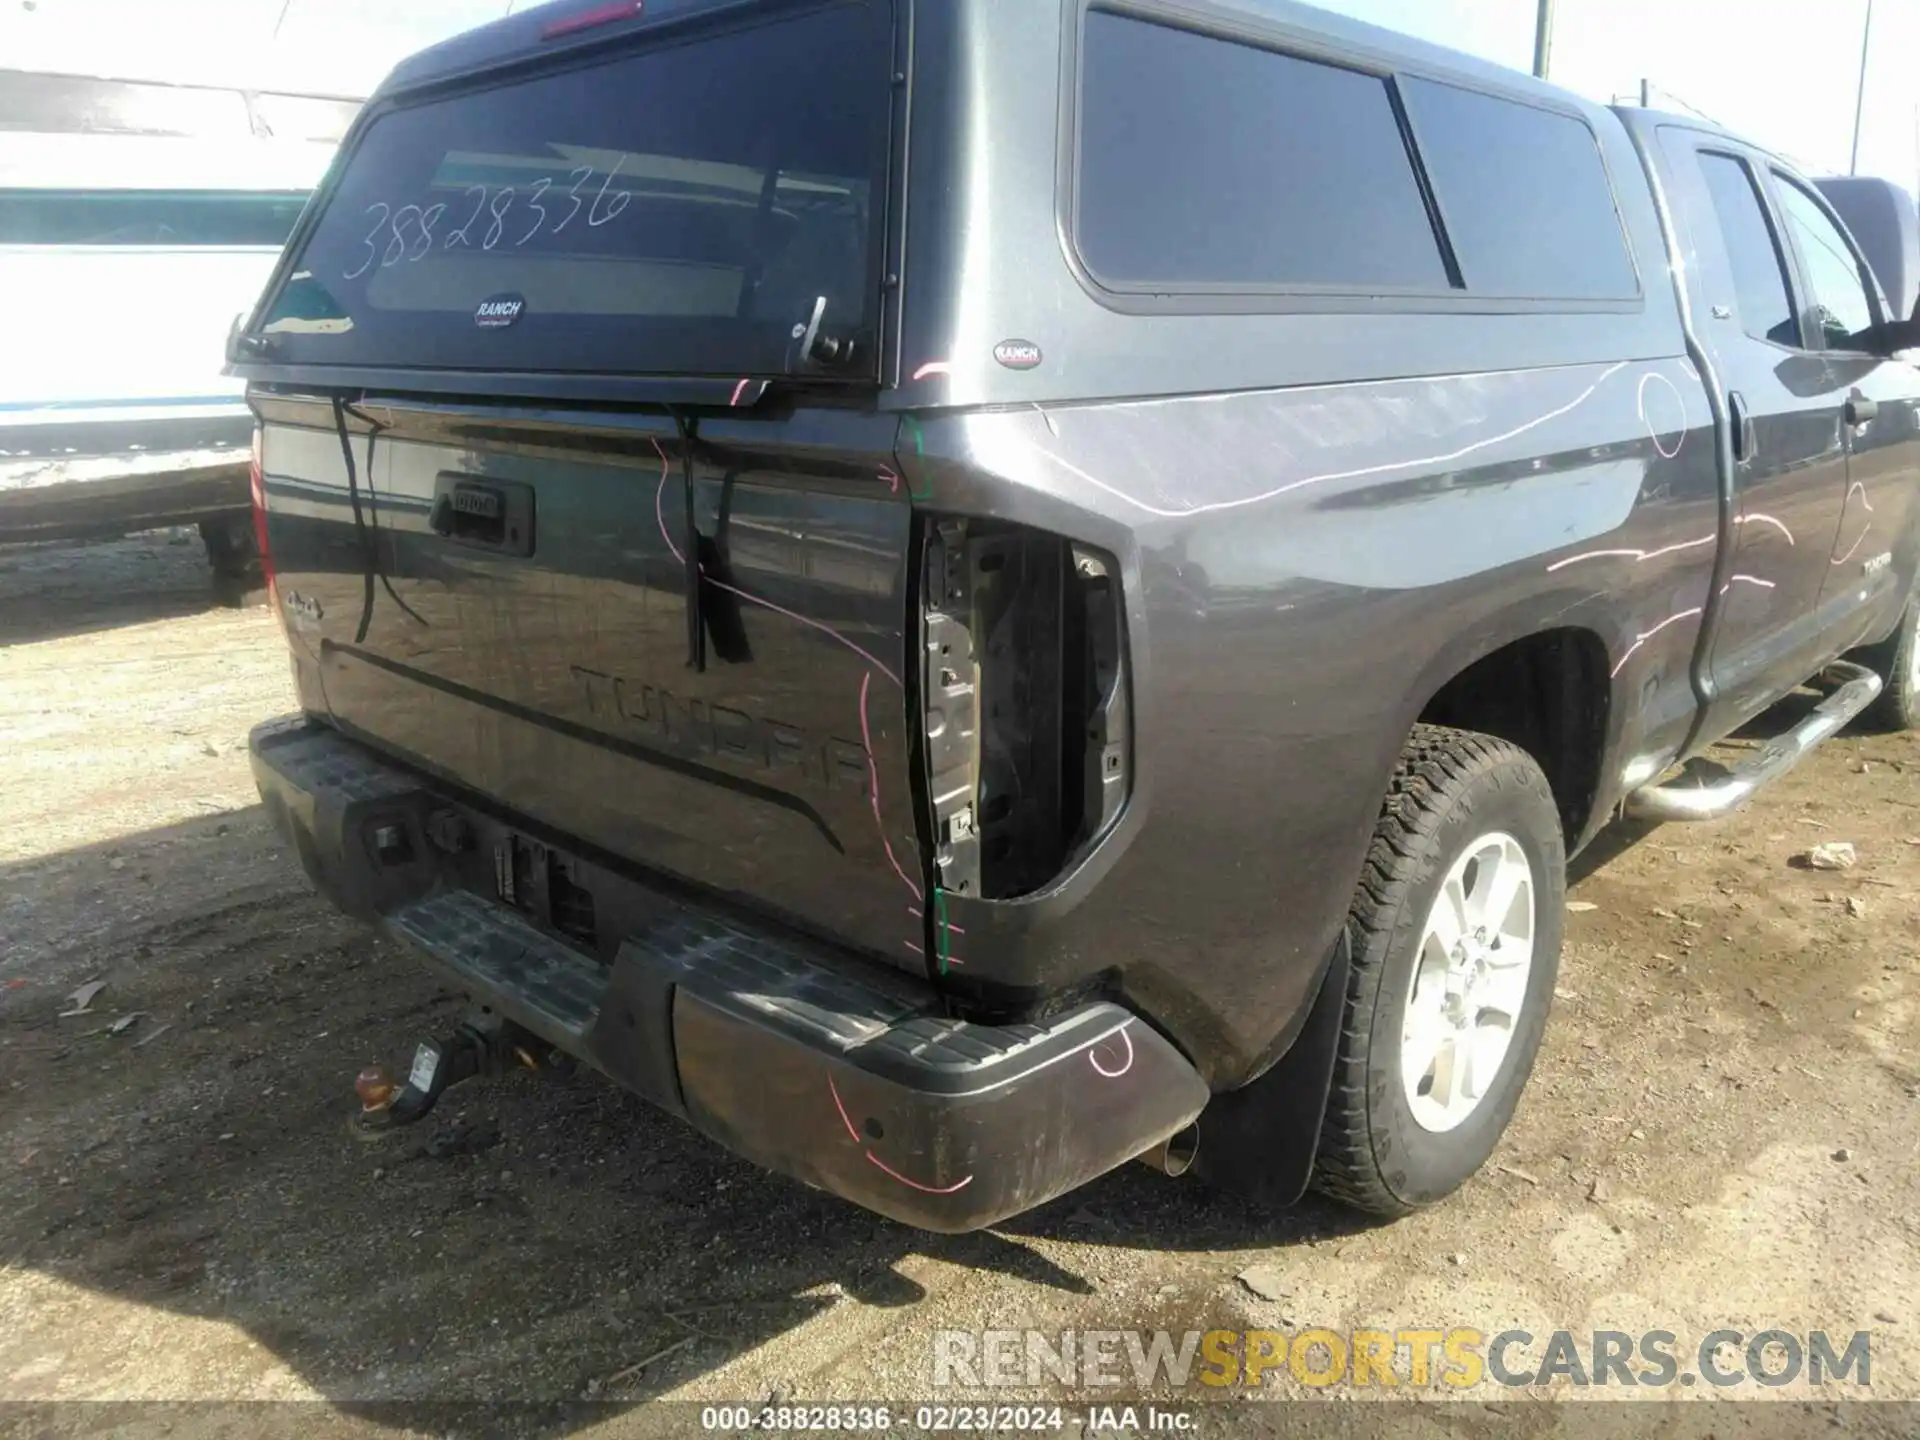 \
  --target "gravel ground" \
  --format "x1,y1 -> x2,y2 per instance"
0,532 -> 1915,1438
